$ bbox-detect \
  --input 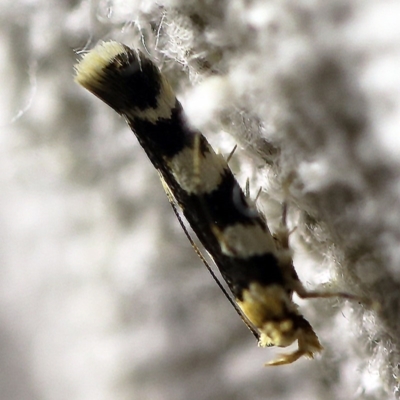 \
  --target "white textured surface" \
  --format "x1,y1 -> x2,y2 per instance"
1,1 -> 399,399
